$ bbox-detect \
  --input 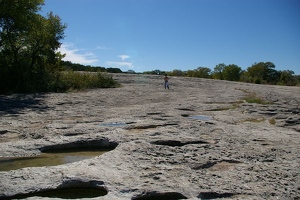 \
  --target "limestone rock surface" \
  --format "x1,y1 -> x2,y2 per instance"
0,74 -> 299,199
